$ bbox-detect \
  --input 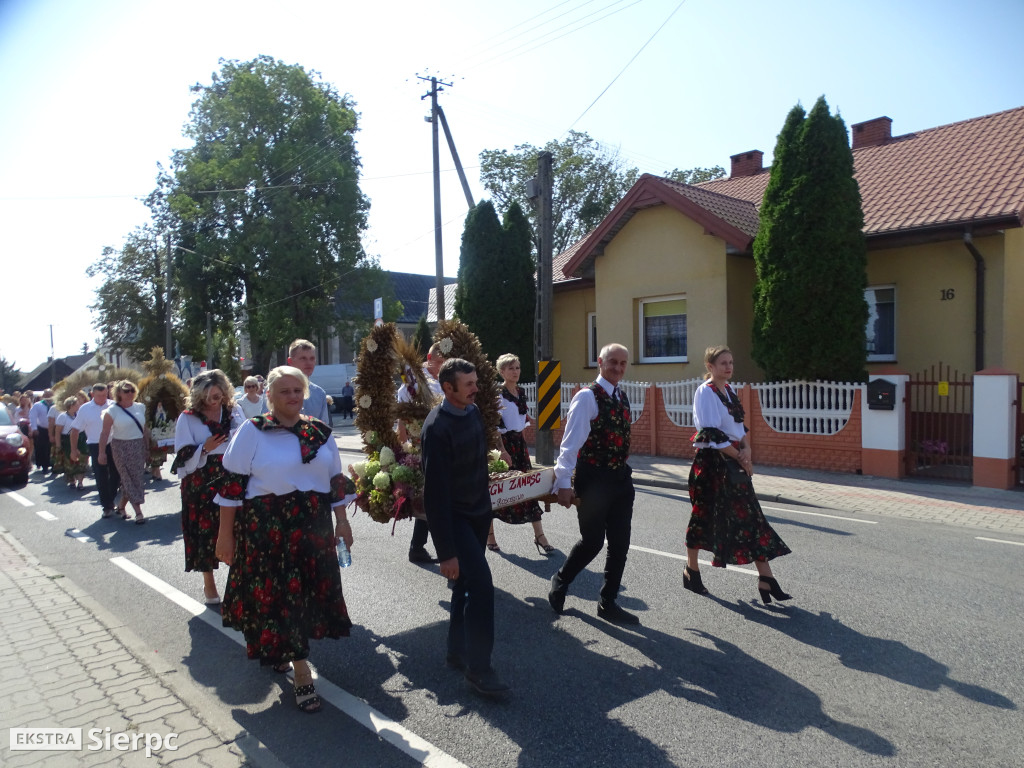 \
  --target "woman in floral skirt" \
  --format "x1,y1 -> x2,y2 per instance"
173,370 -> 244,604
487,353 -> 554,556
682,345 -> 793,604
57,396 -> 89,489
215,366 -> 354,714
